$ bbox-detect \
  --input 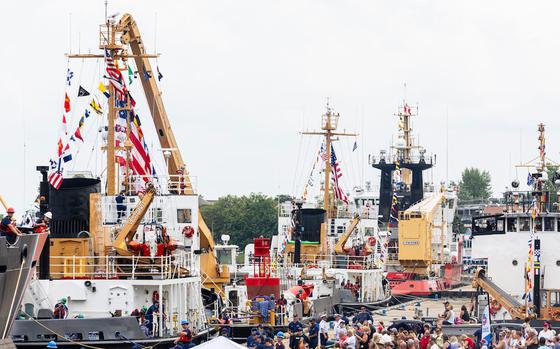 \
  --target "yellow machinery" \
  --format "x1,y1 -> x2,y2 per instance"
334,214 -> 361,254
397,192 -> 445,275
117,14 -> 230,290
112,183 -> 156,256
473,269 -> 560,320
